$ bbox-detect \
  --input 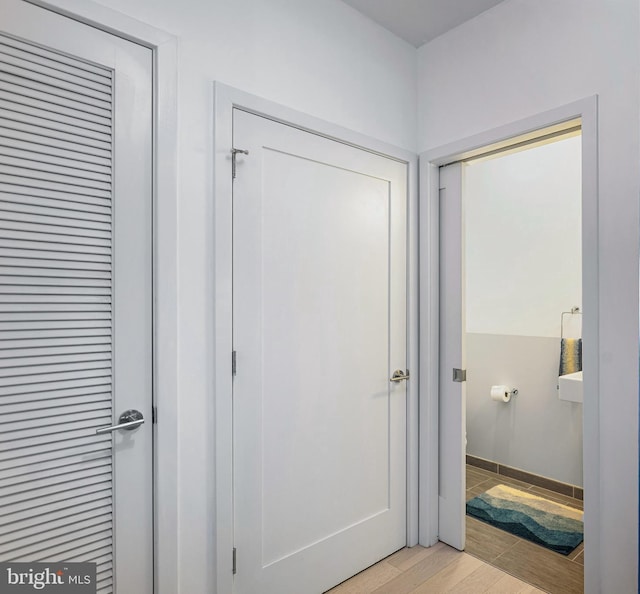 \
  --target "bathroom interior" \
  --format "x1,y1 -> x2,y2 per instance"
462,132 -> 585,594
